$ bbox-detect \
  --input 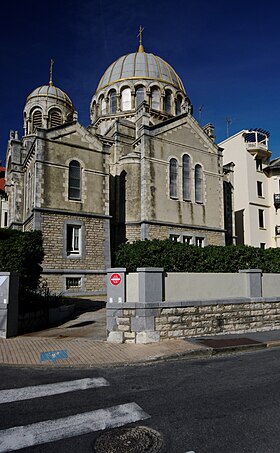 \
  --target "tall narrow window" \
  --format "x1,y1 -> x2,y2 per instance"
258,209 -> 264,228
257,181 -> 263,197
67,225 -> 81,255
135,86 -> 145,108
109,90 -> 117,113
182,154 -> 191,200
49,108 -> 62,128
164,90 -> 172,114
69,160 -> 81,200
169,158 -> 178,198
195,164 -> 203,203
100,96 -> 107,114
151,87 -> 160,110
256,158 -> 263,171
121,87 -> 131,111
32,110 -> 42,132
175,95 -> 182,115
